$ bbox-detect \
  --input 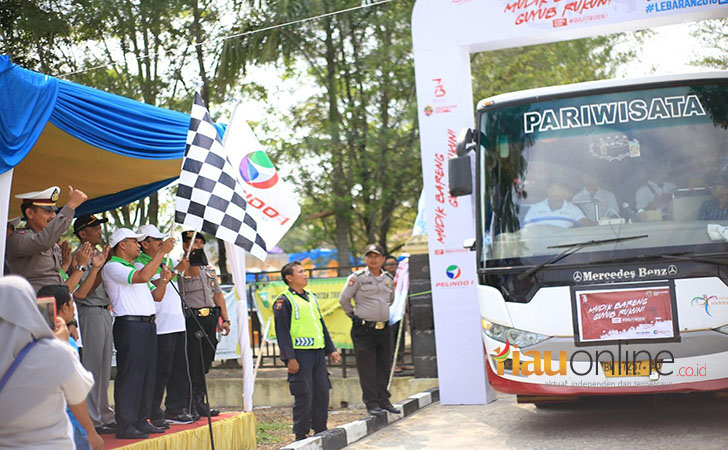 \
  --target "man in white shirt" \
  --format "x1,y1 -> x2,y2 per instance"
134,225 -> 194,427
572,174 -> 620,221
102,228 -> 174,439
635,162 -> 678,218
523,181 -> 592,228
